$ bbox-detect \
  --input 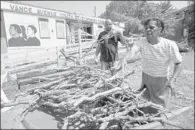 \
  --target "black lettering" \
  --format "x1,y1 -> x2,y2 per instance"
10,4 -> 15,10
52,12 -> 56,16
10,4 -> 32,13
61,13 -> 67,17
43,10 -> 46,15
15,6 -> 19,11
40,10 -> 43,15
37,9 -> 43,15
24,7 -> 28,12
45,10 -> 49,16
60,13 -> 64,17
50,11 -> 53,16
37,10 -> 56,16
19,6 -> 24,12
29,8 -> 32,13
